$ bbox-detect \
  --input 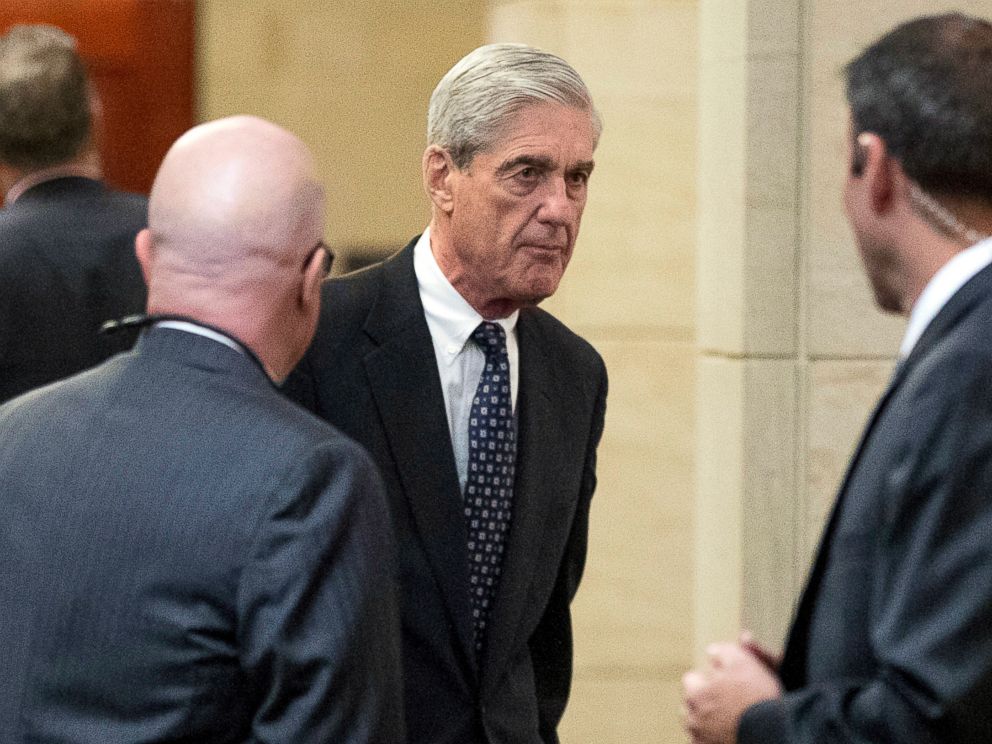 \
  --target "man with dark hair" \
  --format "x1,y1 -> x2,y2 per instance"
683,12 -> 992,744
0,24 -> 146,403
287,43 -> 607,743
